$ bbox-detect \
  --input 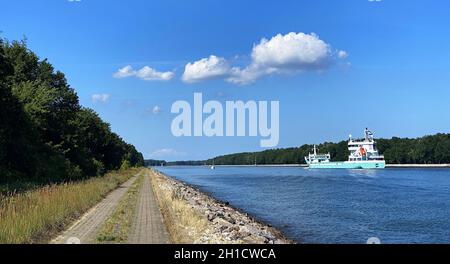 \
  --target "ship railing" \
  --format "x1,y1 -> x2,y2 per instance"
368,155 -> 384,160
349,138 -> 374,143
311,154 -> 330,158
